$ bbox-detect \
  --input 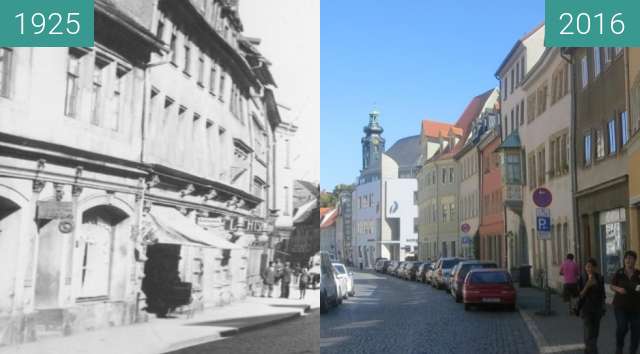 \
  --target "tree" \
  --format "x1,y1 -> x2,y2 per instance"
319,191 -> 336,208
